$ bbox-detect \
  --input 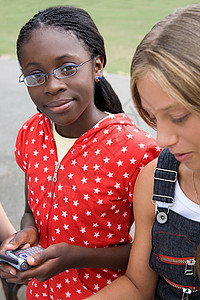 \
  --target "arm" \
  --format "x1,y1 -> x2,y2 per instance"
20,174 -> 37,231
1,175 -> 38,251
0,175 -> 38,281
0,203 -> 16,242
85,159 -> 159,300
0,175 -> 132,283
